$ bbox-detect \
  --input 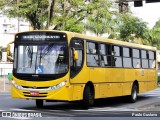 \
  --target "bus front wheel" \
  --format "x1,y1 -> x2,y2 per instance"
129,84 -> 138,103
82,85 -> 94,109
36,100 -> 43,108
